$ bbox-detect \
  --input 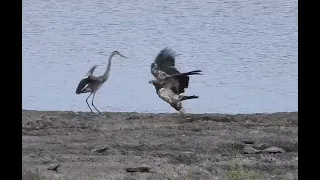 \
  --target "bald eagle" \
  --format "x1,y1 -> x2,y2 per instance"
149,48 -> 202,115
